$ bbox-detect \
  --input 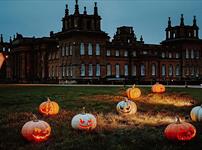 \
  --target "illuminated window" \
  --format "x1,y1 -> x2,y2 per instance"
124,64 -> 128,76
66,66 -> 69,77
65,44 -> 69,56
162,64 -> 166,76
88,43 -> 93,55
115,50 -> 120,56
186,48 -> 189,59
115,64 -> 120,78
62,66 -> 65,77
162,52 -> 165,58
81,64 -> 85,77
152,64 -> 156,76
140,64 -> 145,76
133,51 -> 136,57
168,52 -> 172,58
191,49 -> 194,59
88,64 -> 93,76
80,43 -> 85,55
175,53 -> 179,58
96,64 -> 100,76
96,43 -> 100,56
124,50 -> 128,57
106,64 -> 111,76
132,65 -> 137,76
176,65 -> 180,76
106,50 -> 111,56
168,65 -> 173,76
